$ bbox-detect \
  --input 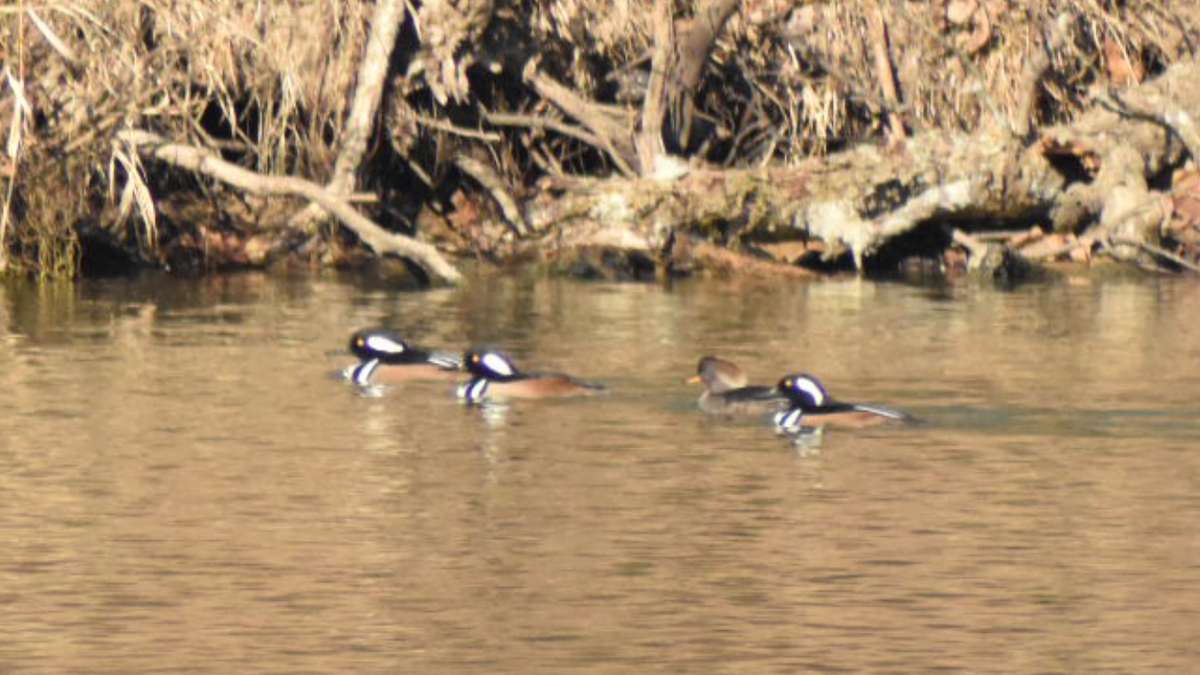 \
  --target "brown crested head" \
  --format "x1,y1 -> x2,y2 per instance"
691,356 -> 749,393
